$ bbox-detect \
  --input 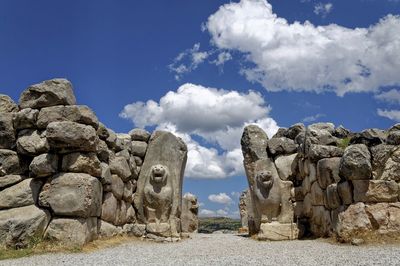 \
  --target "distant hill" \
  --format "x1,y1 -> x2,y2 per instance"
198,217 -> 241,234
